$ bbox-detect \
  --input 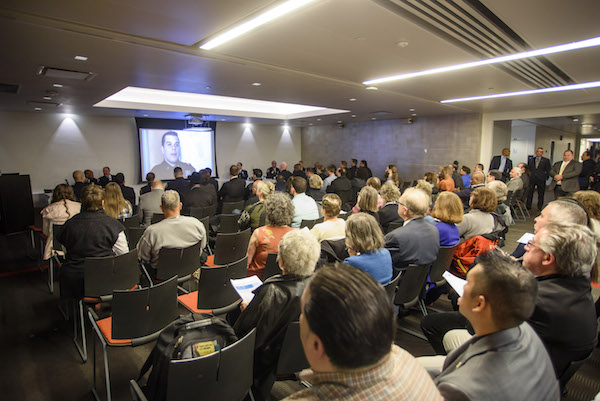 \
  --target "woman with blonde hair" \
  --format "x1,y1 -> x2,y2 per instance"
428,191 -> 463,246
344,212 -> 392,284
310,193 -> 345,242
41,184 -> 81,260
352,176 -> 384,213
378,183 -> 403,233
240,180 -> 274,231
354,186 -> 381,224
103,182 -> 133,219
